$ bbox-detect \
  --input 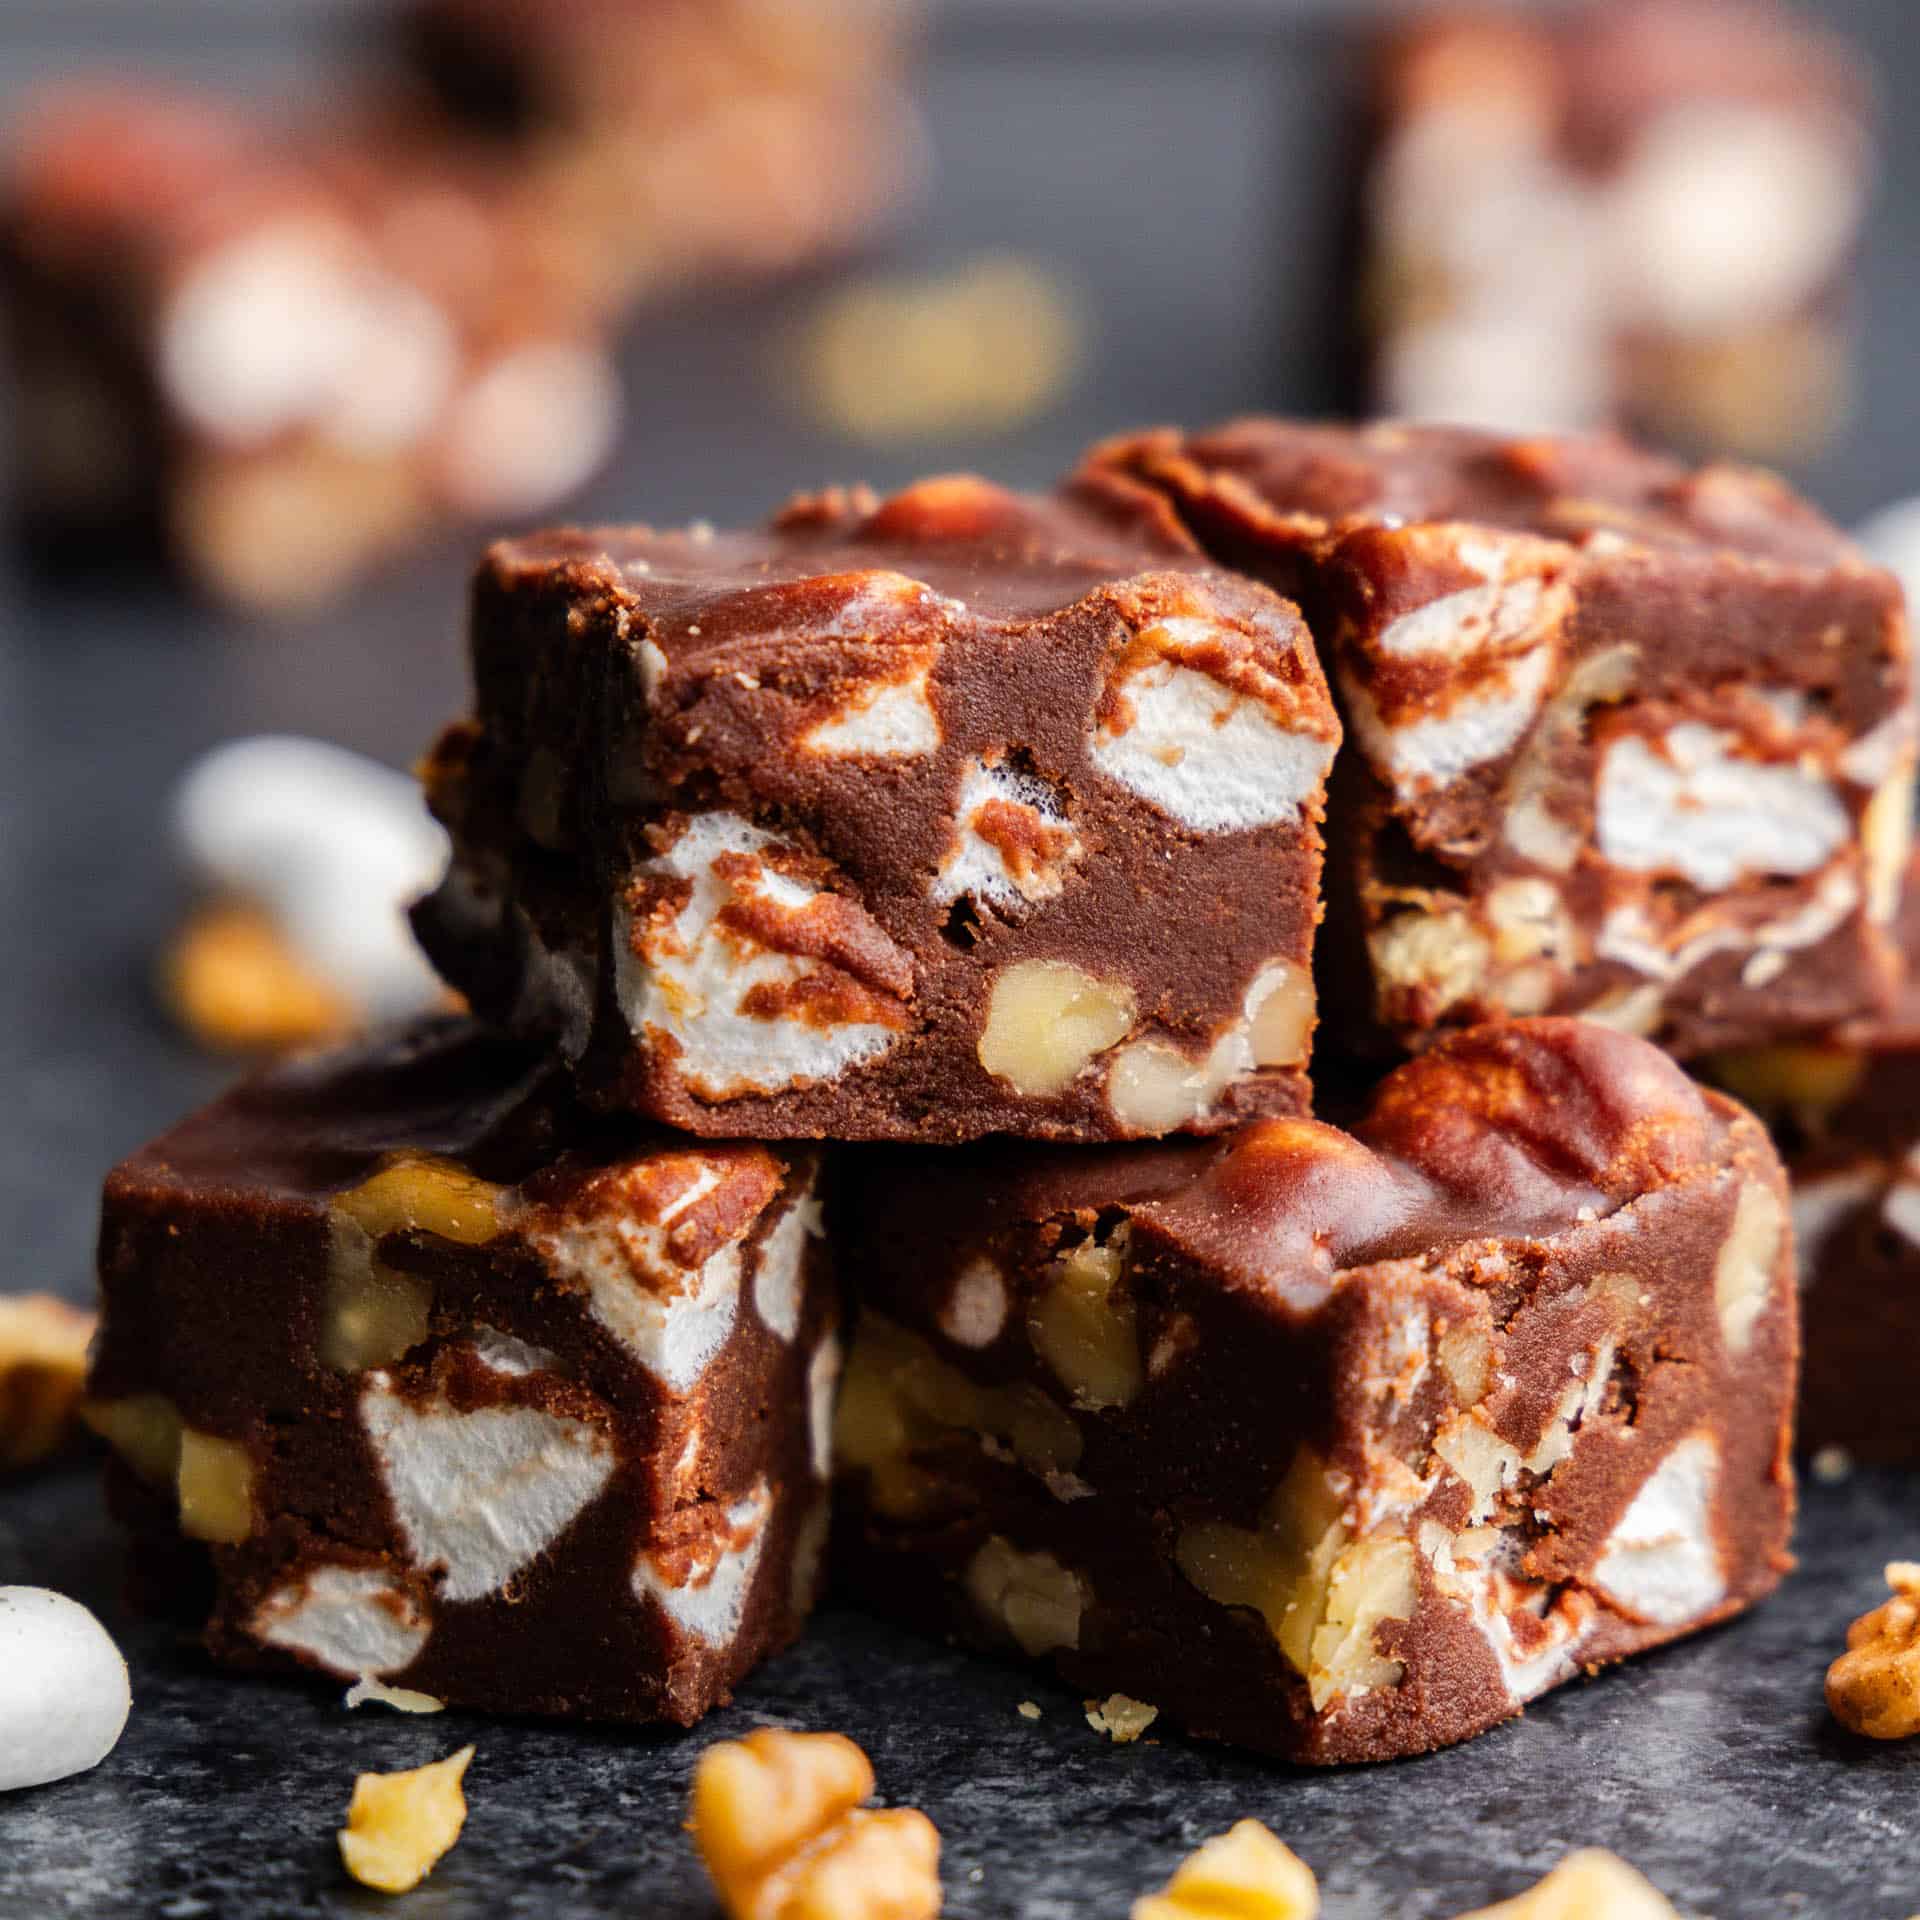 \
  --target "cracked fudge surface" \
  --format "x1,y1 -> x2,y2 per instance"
1090,417 -> 1913,1061
1710,855 -> 1920,1464
88,1017 -> 837,1723
412,472 -> 1340,1142
833,1018 -> 1796,1765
